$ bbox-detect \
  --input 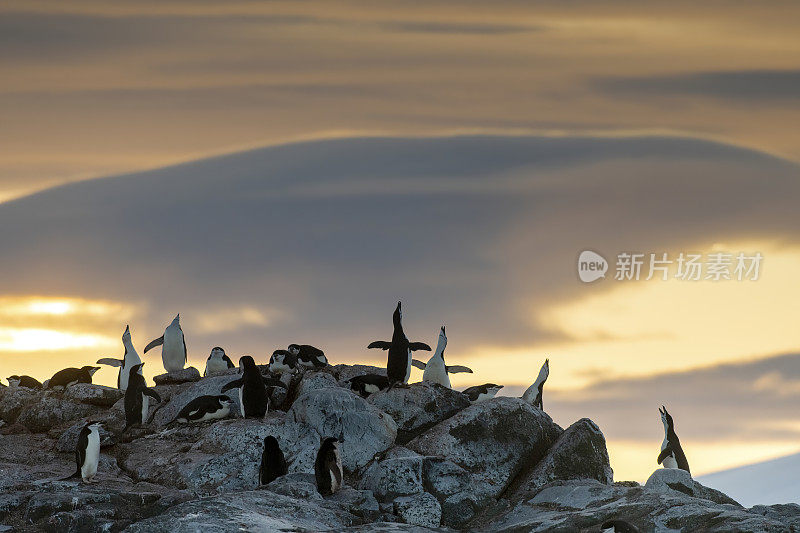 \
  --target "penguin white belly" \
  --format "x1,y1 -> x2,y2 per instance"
423,359 -> 450,388
239,387 -> 245,417
364,383 -> 380,394
162,328 -> 185,372
200,405 -> 230,422
119,354 -> 142,391
82,430 -> 100,480
141,395 -> 149,425
205,359 -> 227,376
270,362 -> 291,374
662,454 -> 678,469
474,391 -> 494,403
404,348 -> 412,384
